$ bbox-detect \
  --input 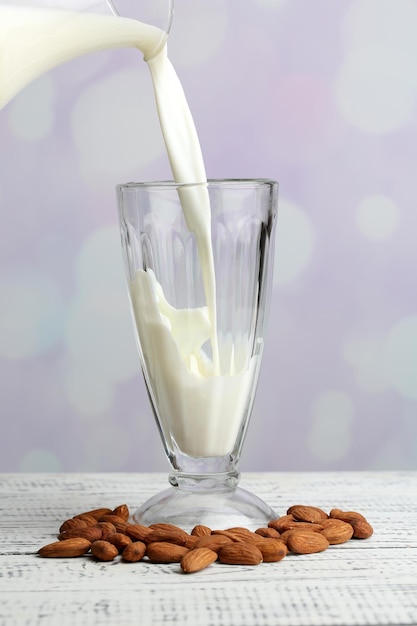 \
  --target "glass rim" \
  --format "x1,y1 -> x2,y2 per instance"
116,178 -> 278,192
107,0 -> 174,37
